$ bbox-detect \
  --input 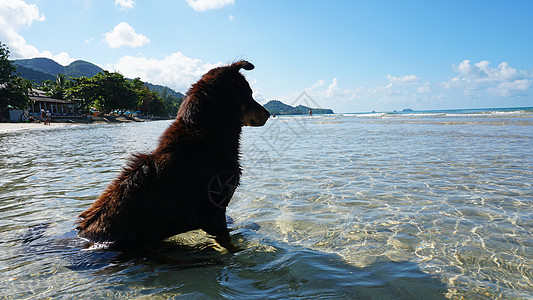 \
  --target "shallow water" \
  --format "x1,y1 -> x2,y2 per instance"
1,109 -> 532,299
